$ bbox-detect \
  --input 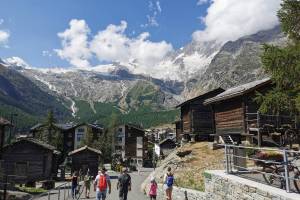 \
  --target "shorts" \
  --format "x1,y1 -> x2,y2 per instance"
96,190 -> 107,200
163,184 -> 172,191
149,194 -> 157,198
